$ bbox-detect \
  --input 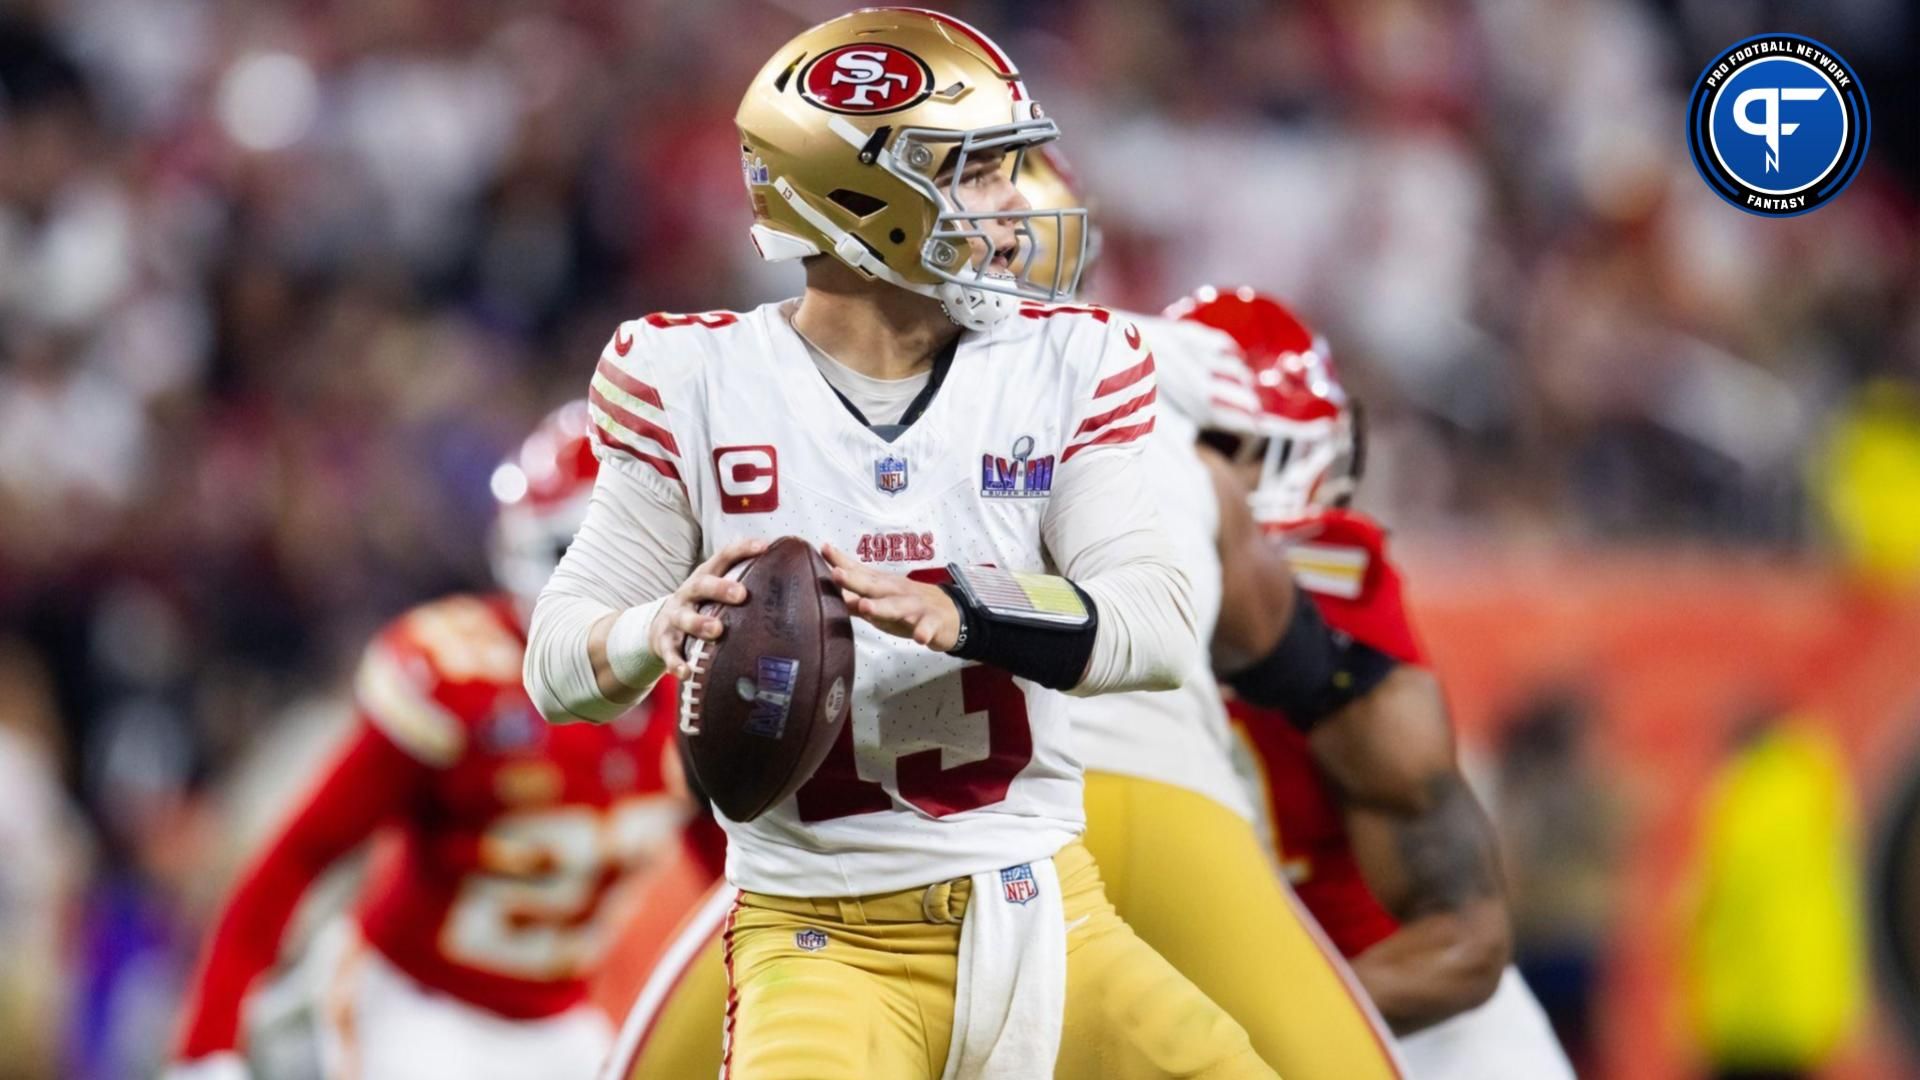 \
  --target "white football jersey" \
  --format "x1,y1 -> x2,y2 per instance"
586,300 -> 1161,896
1068,316 -> 1253,821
